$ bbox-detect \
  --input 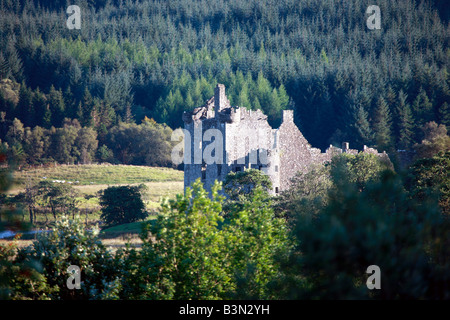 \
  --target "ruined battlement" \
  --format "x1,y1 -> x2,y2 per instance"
183,84 -> 390,195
